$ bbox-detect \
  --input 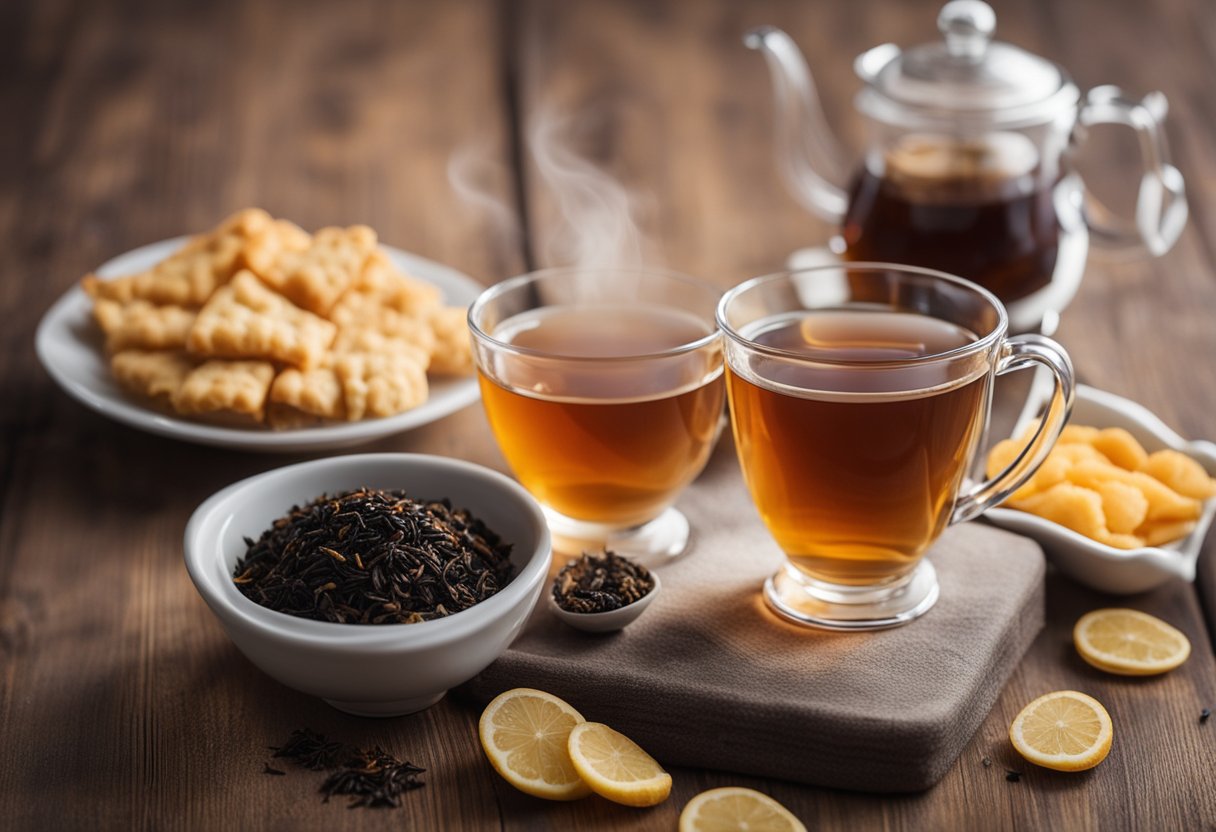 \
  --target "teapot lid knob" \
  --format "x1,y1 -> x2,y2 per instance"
938,0 -> 996,62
